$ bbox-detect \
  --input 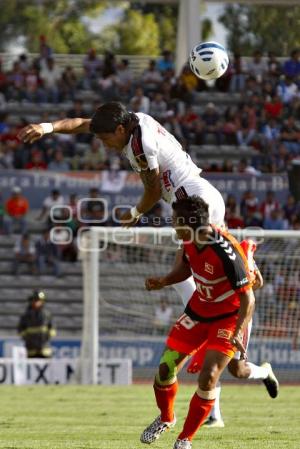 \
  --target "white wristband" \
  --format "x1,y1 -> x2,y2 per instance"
40,122 -> 54,134
130,206 -> 143,219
